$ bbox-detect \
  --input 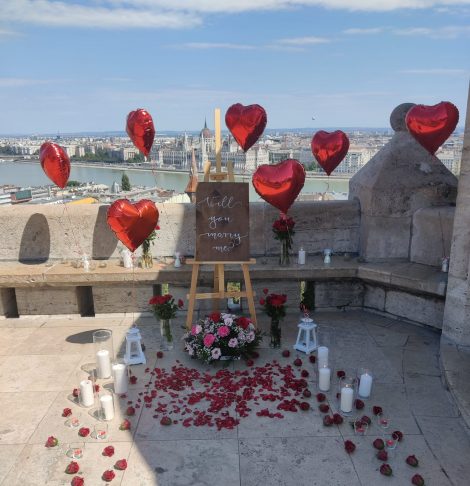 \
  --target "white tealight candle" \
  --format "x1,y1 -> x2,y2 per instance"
96,349 -> 111,379
112,363 -> 128,395
317,346 -> 329,368
100,394 -> 114,421
358,373 -> 373,398
340,386 -> 354,413
318,366 -> 331,392
79,379 -> 95,407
